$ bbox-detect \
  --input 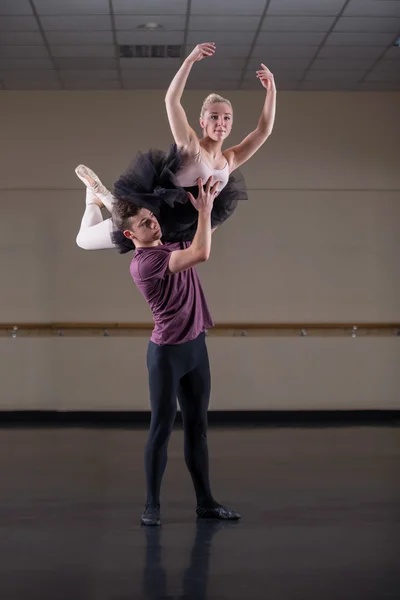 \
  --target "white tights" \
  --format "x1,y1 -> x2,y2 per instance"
76,188 -> 115,250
